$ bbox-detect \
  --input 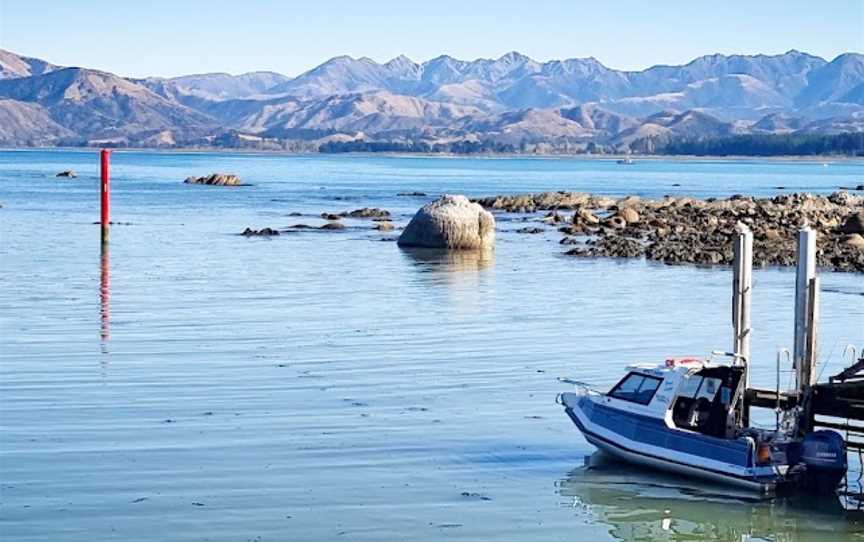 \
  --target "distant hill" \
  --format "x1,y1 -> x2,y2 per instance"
0,66 -> 216,145
0,48 -> 862,153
